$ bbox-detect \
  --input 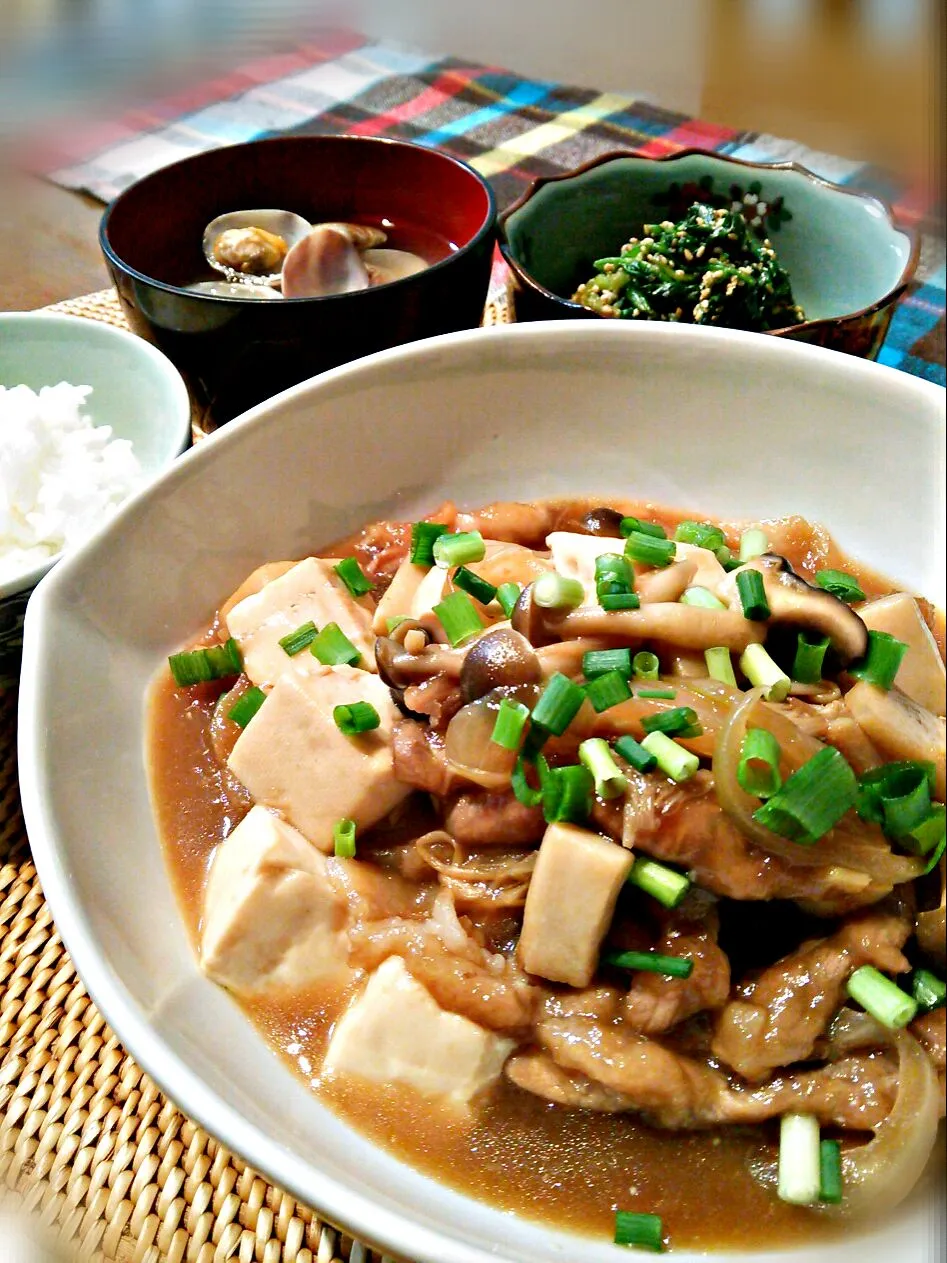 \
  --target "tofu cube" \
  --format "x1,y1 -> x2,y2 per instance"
860,592 -> 945,715
519,822 -> 634,987
323,955 -> 514,1105
228,664 -> 410,849
201,805 -> 352,994
226,556 -> 376,687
